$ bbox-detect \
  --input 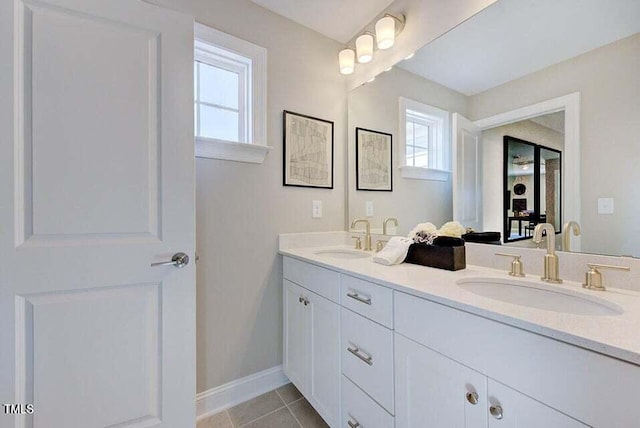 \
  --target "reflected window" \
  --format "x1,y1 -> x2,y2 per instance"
399,98 -> 450,179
